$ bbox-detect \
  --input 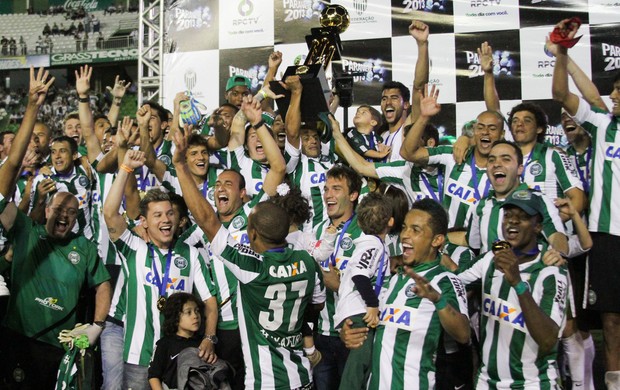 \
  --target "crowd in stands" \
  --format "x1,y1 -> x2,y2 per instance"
0,17 -> 619,390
